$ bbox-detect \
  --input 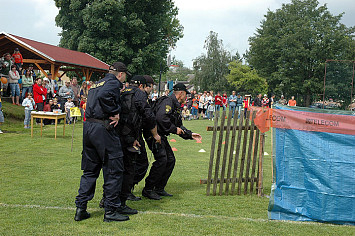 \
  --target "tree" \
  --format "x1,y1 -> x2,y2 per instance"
247,0 -> 355,106
55,0 -> 183,75
193,31 -> 232,93
226,61 -> 268,95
